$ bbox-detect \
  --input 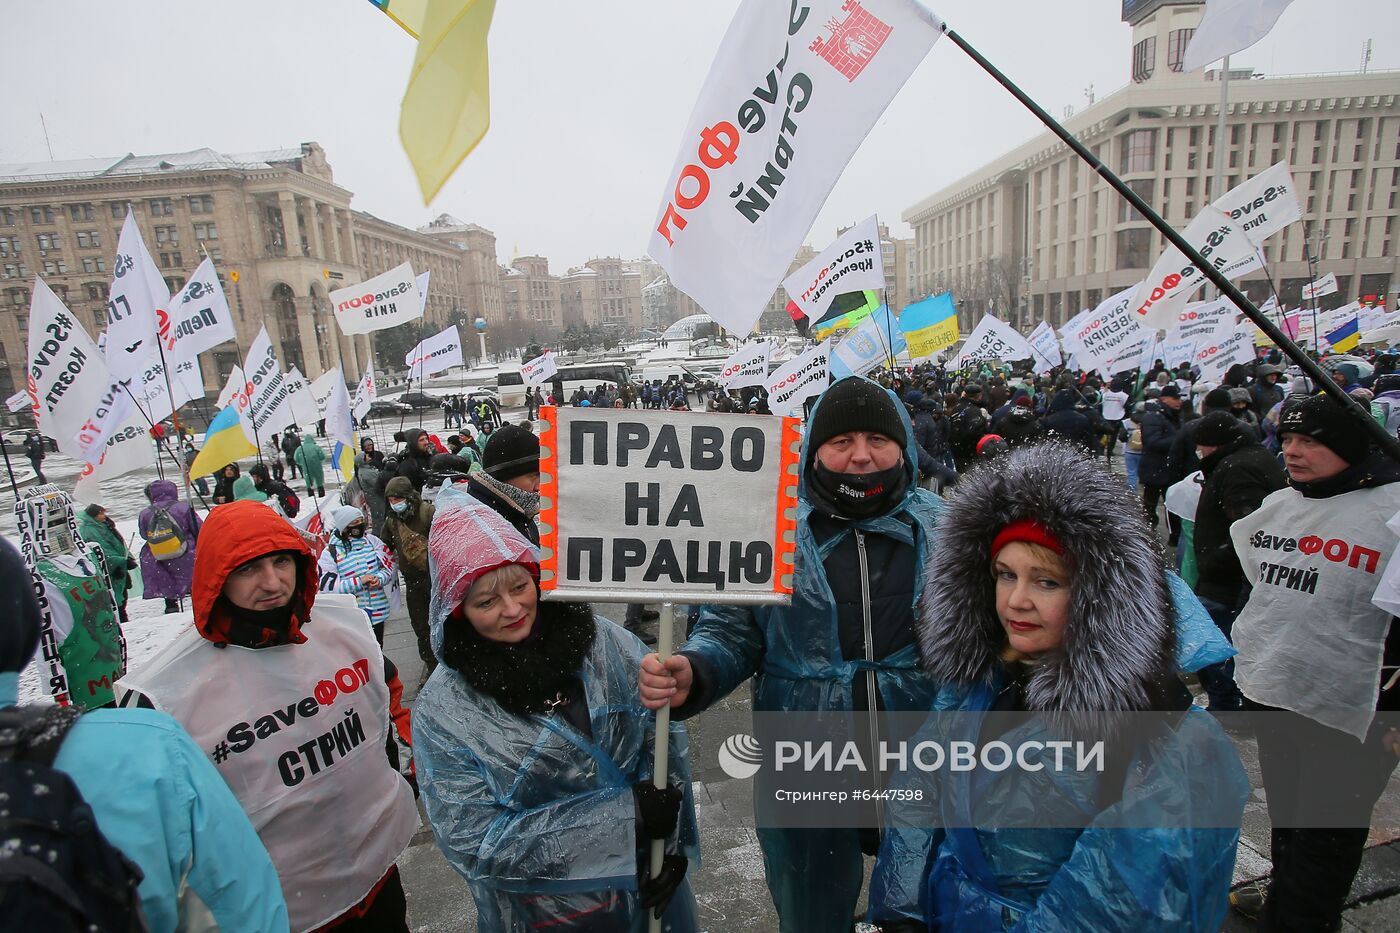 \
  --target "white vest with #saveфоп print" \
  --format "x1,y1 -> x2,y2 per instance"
117,594 -> 418,932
